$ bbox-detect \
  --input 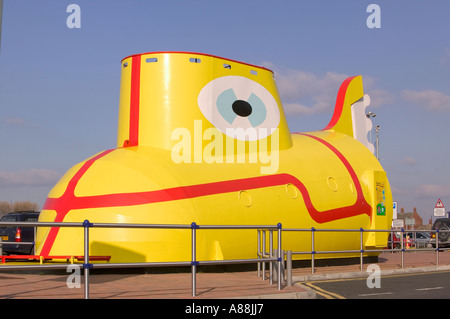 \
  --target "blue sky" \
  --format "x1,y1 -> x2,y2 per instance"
0,0 -> 449,223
